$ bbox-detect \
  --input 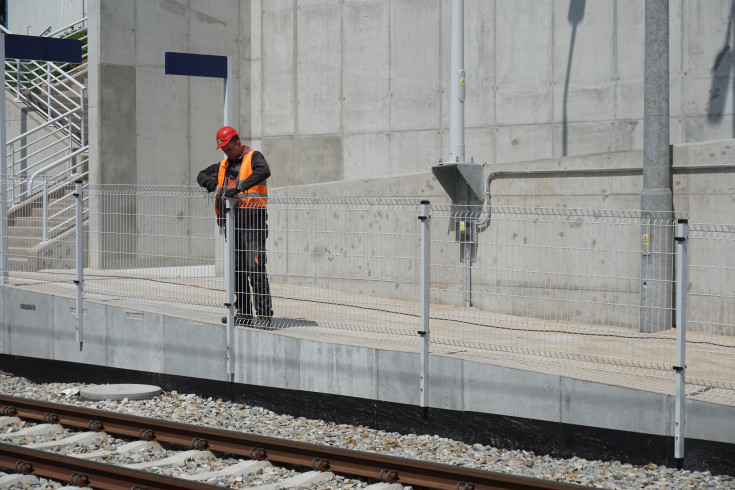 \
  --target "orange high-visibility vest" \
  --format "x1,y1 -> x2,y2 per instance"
216,150 -> 268,209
